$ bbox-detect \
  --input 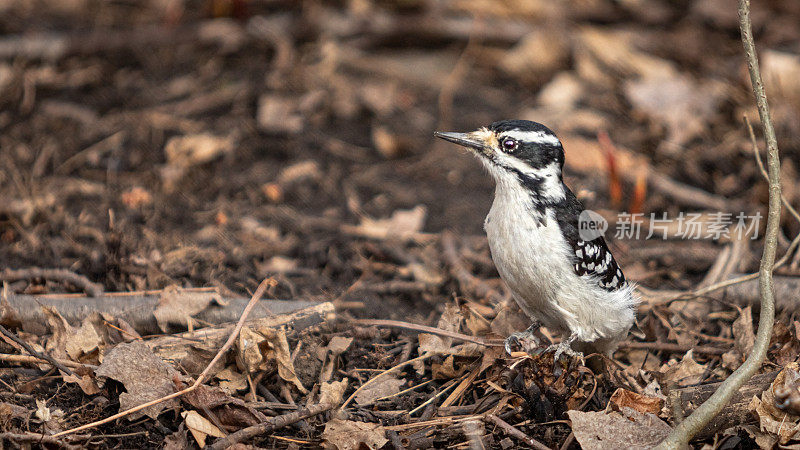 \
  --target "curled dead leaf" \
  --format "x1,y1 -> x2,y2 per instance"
608,387 -> 665,415
181,410 -> 224,447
